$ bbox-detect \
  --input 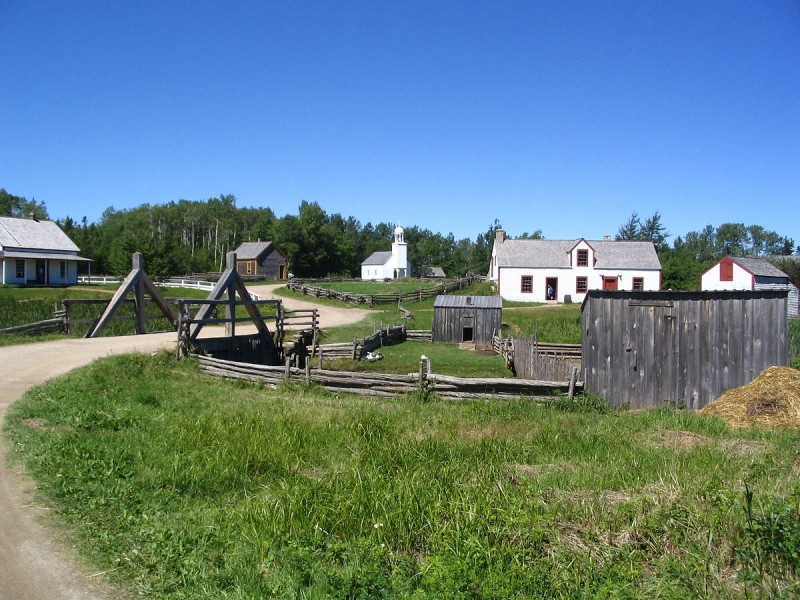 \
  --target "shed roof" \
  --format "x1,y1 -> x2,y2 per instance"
361,251 -> 393,266
0,217 -> 81,252
434,295 -> 502,309
494,239 -> 661,270
730,256 -> 789,279
233,241 -> 282,260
